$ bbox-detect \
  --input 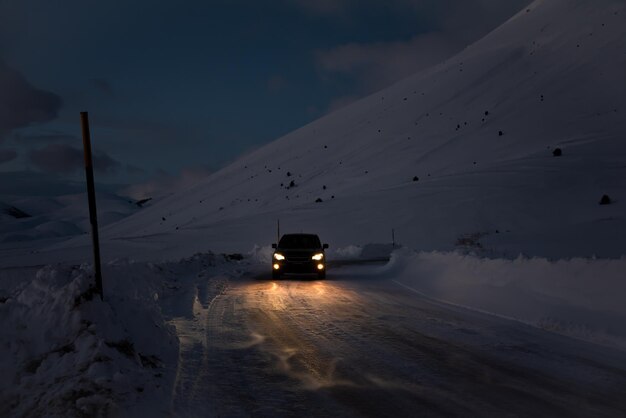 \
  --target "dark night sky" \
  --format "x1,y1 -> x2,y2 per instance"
0,0 -> 529,193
